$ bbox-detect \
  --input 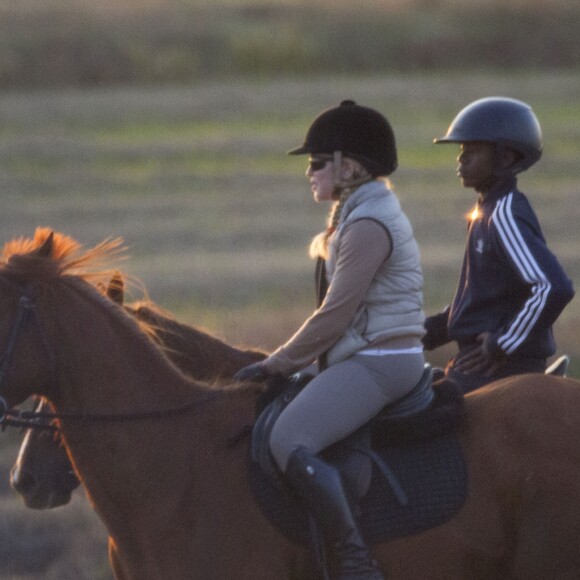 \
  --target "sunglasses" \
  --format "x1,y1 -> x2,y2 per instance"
308,158 -> 331,172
